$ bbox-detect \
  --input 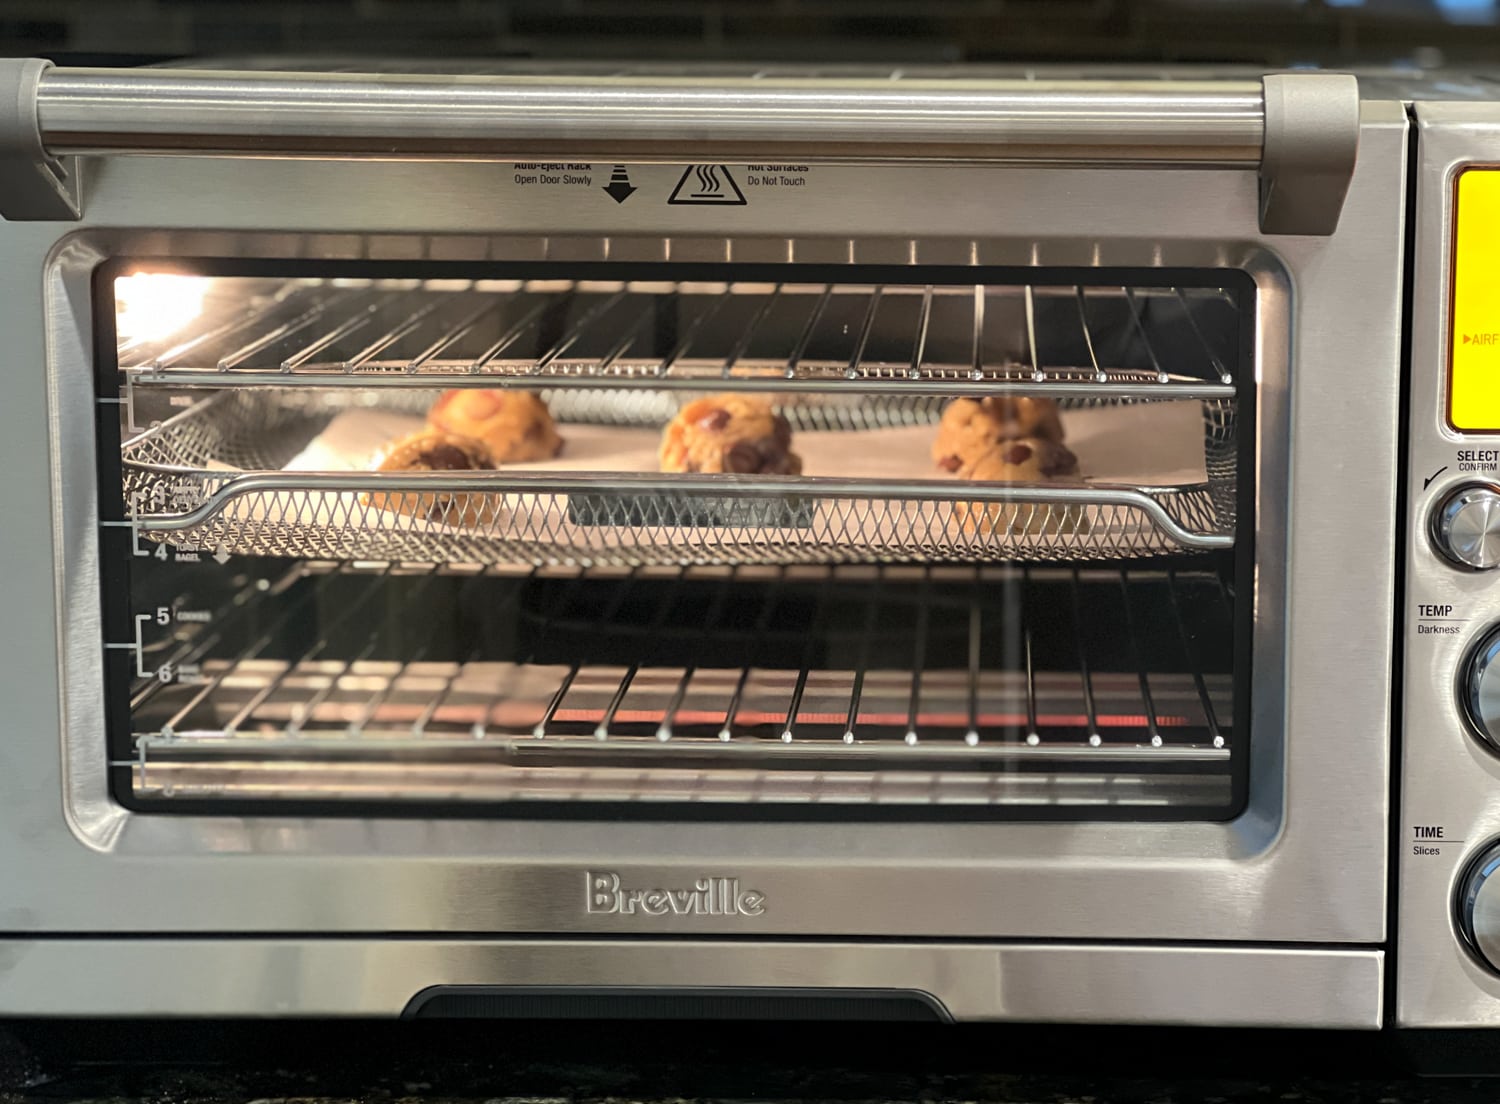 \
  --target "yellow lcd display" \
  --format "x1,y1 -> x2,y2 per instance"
1451,169 -> 1500,430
